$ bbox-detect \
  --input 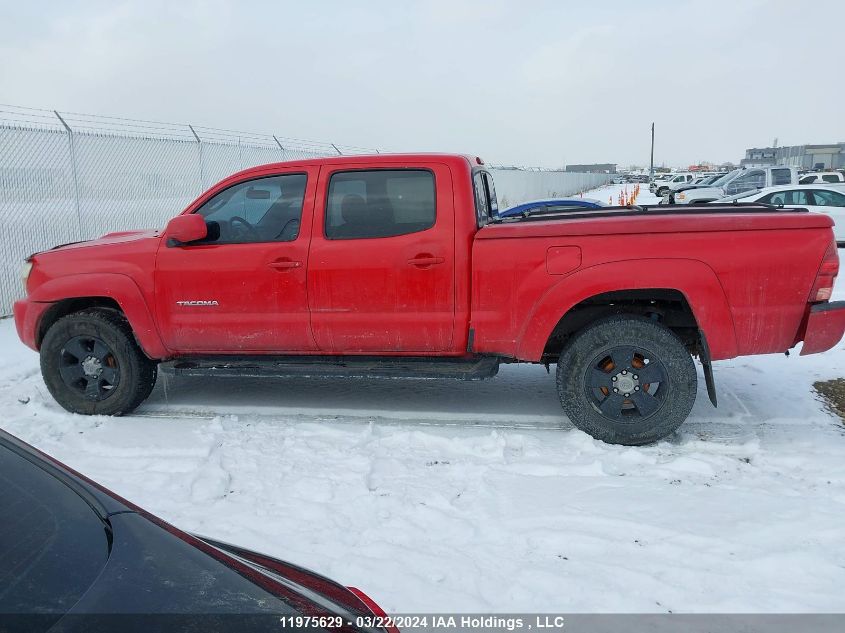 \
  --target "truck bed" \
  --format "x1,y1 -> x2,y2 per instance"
471,204 -> 835,362
480,203 -> 832,239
